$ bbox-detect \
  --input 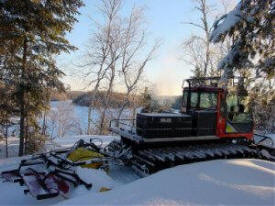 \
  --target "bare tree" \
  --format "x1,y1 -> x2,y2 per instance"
83,0 -> 159,134
82,0 -> 122,134
116,7 -> 159,121
182,0 -> 212,77
182,0 -> 234,77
